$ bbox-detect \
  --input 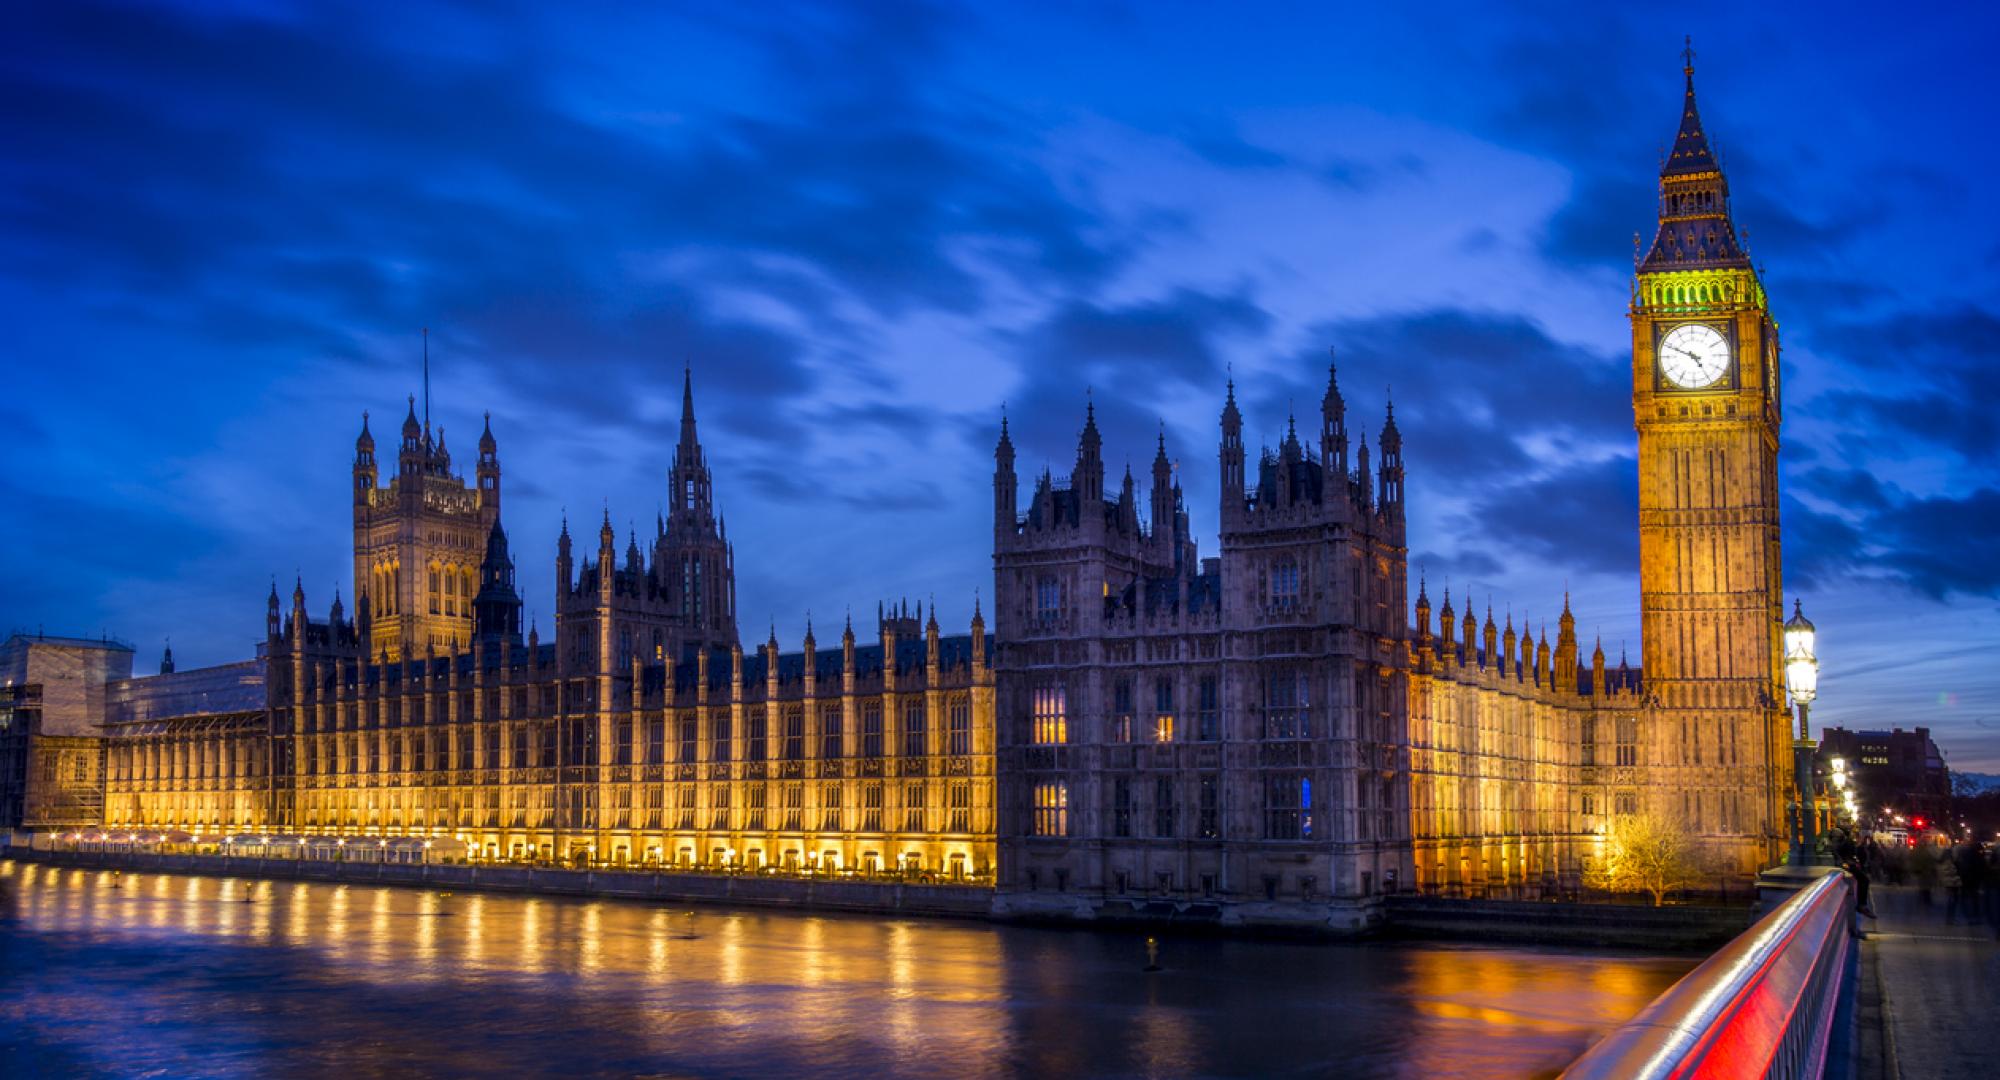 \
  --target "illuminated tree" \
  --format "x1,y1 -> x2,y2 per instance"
1584,812 -> 1708,907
